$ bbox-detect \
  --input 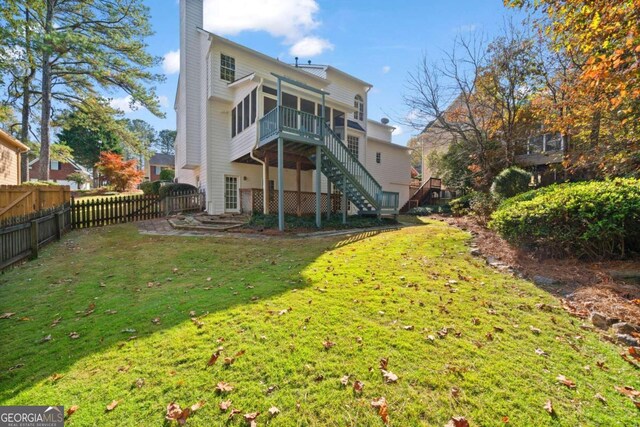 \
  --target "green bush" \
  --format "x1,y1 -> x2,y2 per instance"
469,191 -> 499,223
159,169 -> 175,181
450,194 -> 473,216
490,167 -> 532,199
158,183 -> 198,199
489,178 -> 640,259
140,181 -> 154,195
